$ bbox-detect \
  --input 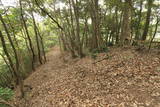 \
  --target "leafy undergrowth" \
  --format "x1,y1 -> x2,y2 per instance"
14,46 -> 160,107
0,87 -> 14,107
